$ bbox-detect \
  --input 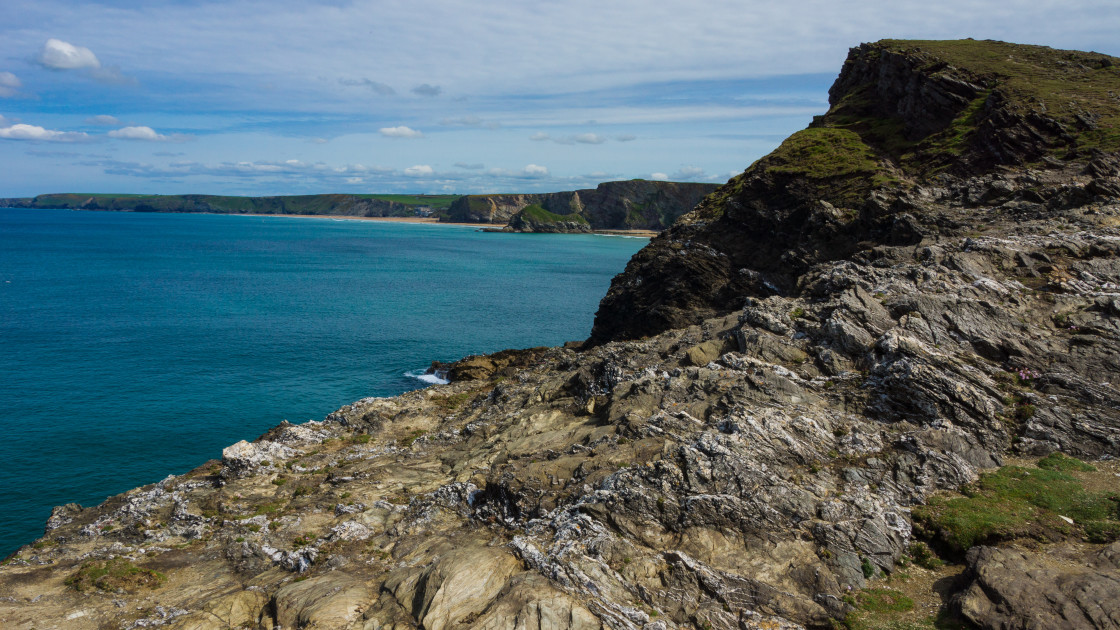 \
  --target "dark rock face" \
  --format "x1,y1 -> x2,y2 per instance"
590,39 -> 1120,344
